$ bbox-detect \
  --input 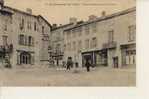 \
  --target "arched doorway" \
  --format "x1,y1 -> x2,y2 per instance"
20,52 -> 31,64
